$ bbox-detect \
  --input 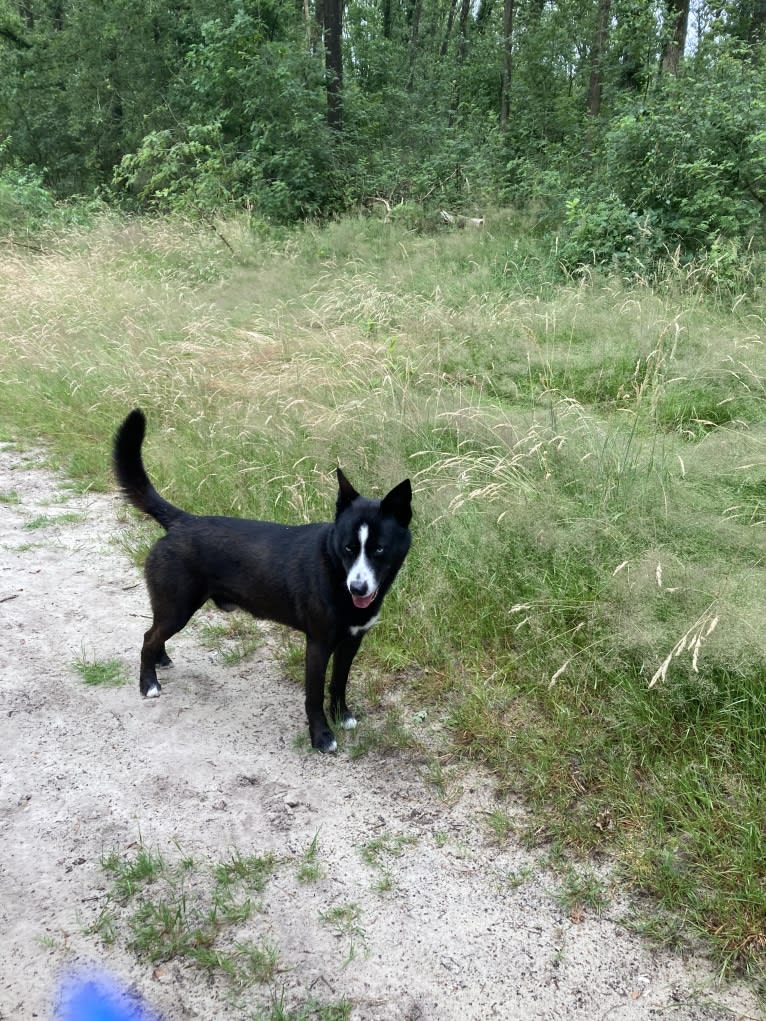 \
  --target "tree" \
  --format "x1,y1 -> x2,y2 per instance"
450,0 -> 472,118
0,0 -> 764,246
727,0 -> 766,46
499,0 -> 514,131
406,0 -> 422,91
322,0 -> 344,129
661,0 -> 690,75
587,0 -> 612,119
